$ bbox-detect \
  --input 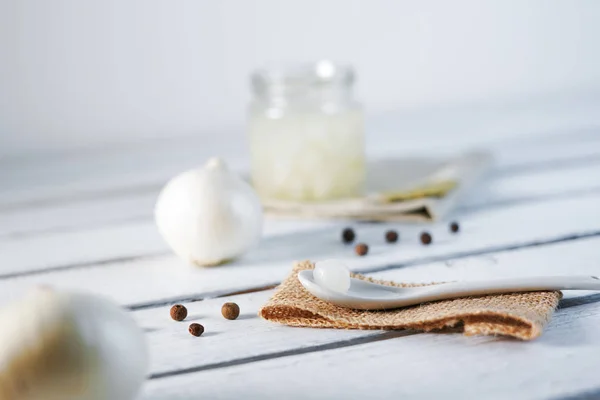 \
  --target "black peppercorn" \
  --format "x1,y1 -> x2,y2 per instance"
385,230 -> 398,243
170,304 -> 188,321
342,228 -> 355,243
449,221 -> 460,233
222,302 -> 240,320
355,243 -> 369,256
420,232 -> 432,245
189,323 -> 204,337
